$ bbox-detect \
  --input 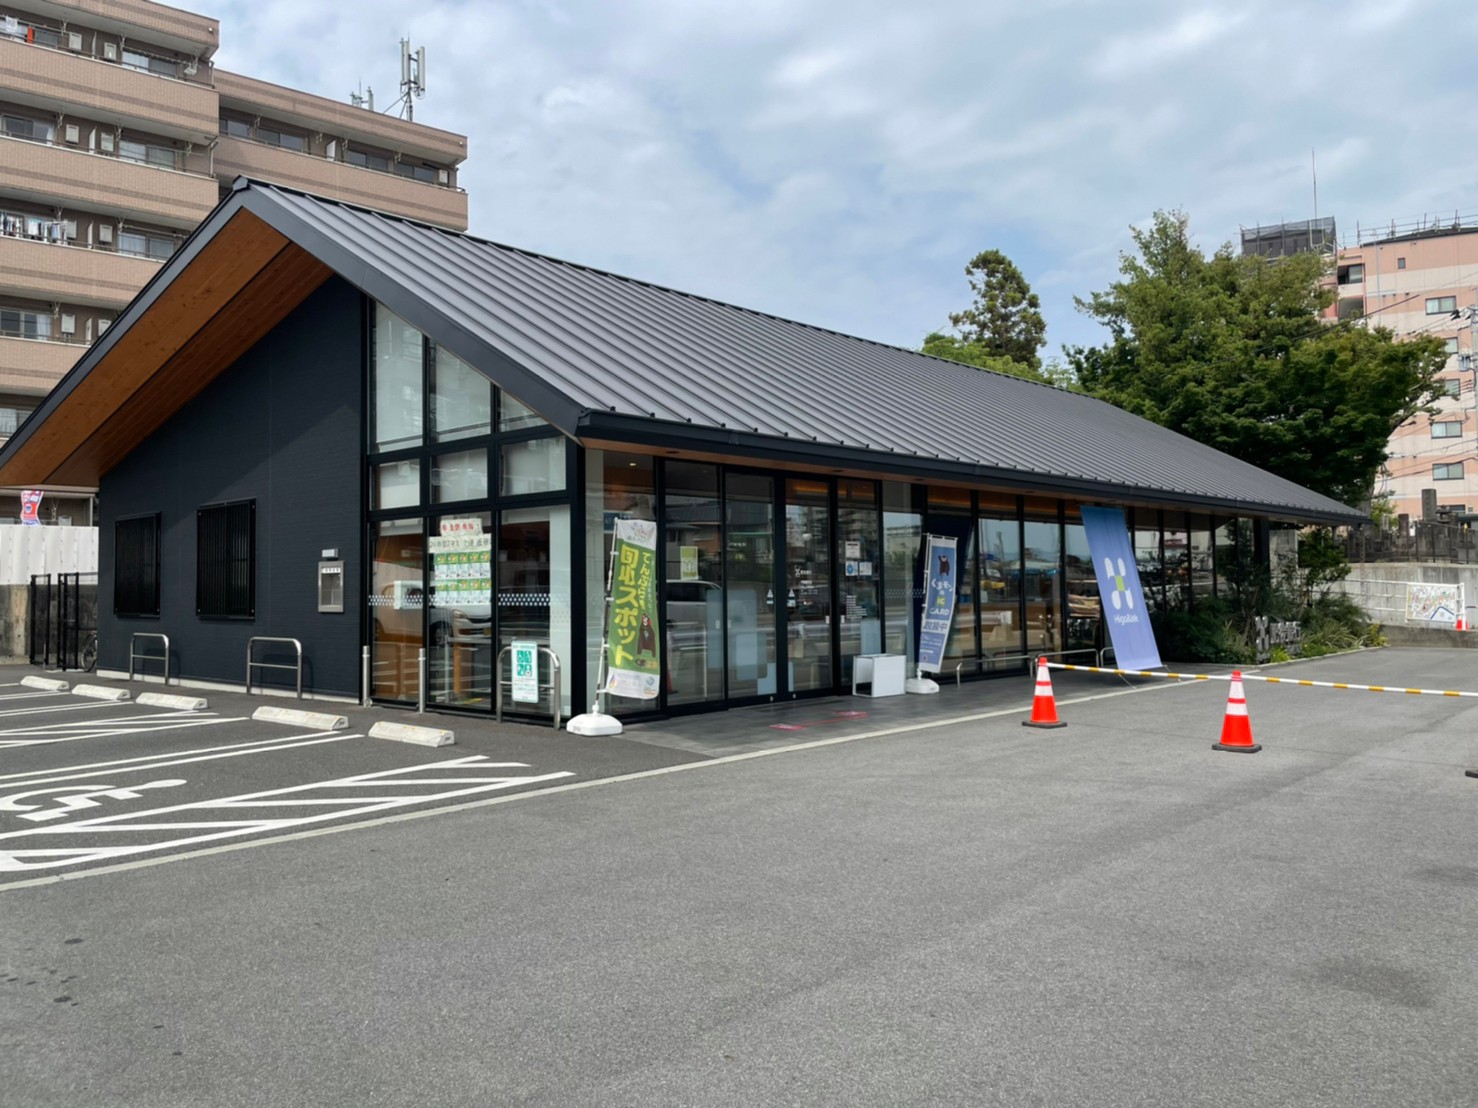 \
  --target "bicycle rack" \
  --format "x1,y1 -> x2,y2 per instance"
246,637 -> 303,698
128,632 -> 172,685
494,645 -> 562,730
